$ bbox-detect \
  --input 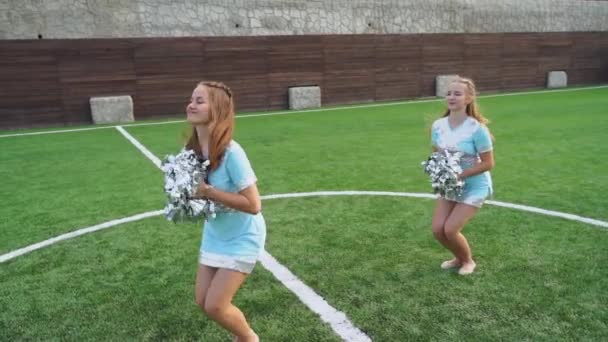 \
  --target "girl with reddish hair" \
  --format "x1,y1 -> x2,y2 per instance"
186,81 -> 264,341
